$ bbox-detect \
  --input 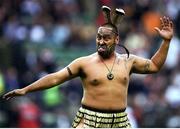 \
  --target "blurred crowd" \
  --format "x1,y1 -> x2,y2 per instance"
0,0 -> 180,128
